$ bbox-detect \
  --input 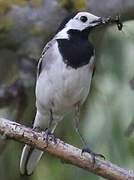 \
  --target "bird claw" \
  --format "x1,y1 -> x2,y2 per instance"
33,128 -> 57,148
45,129 -> 57,147
81,148 -> 105,164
